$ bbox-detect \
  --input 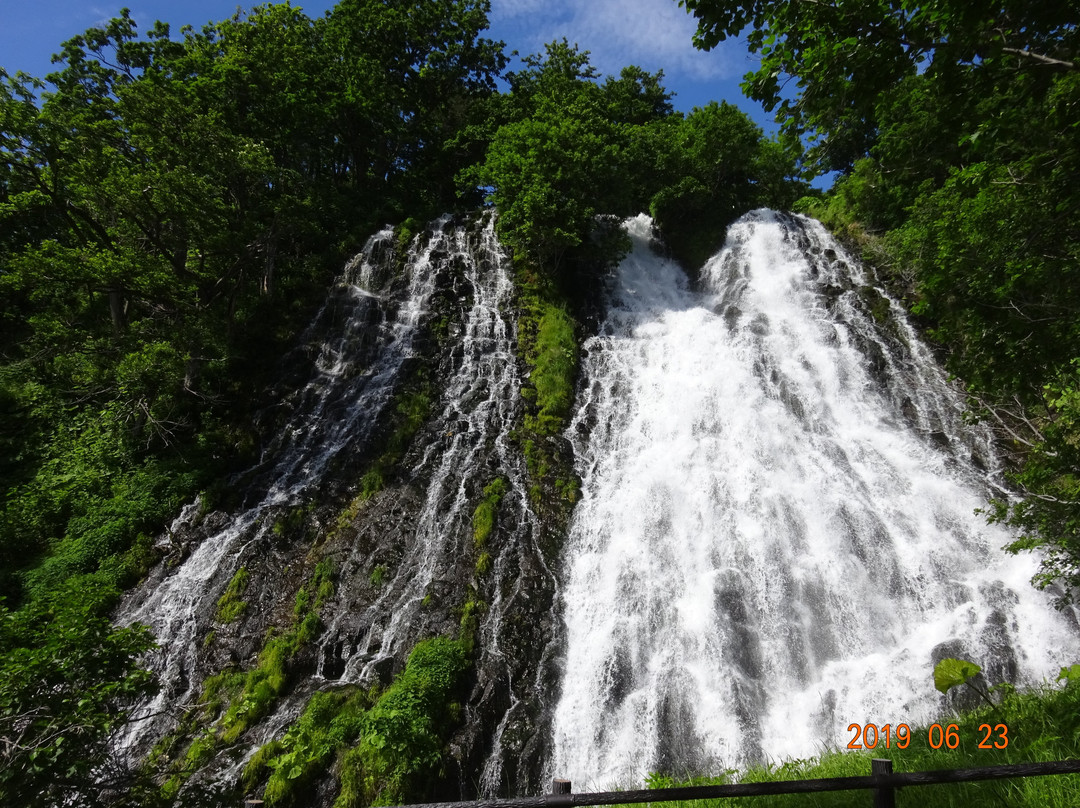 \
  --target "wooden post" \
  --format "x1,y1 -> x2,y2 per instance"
549,778 -> 573,807
872,759 -> 895,808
